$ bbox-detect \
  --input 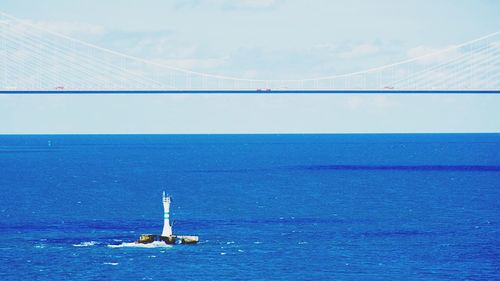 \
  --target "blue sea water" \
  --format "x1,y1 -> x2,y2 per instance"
0,134 -> 499,280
